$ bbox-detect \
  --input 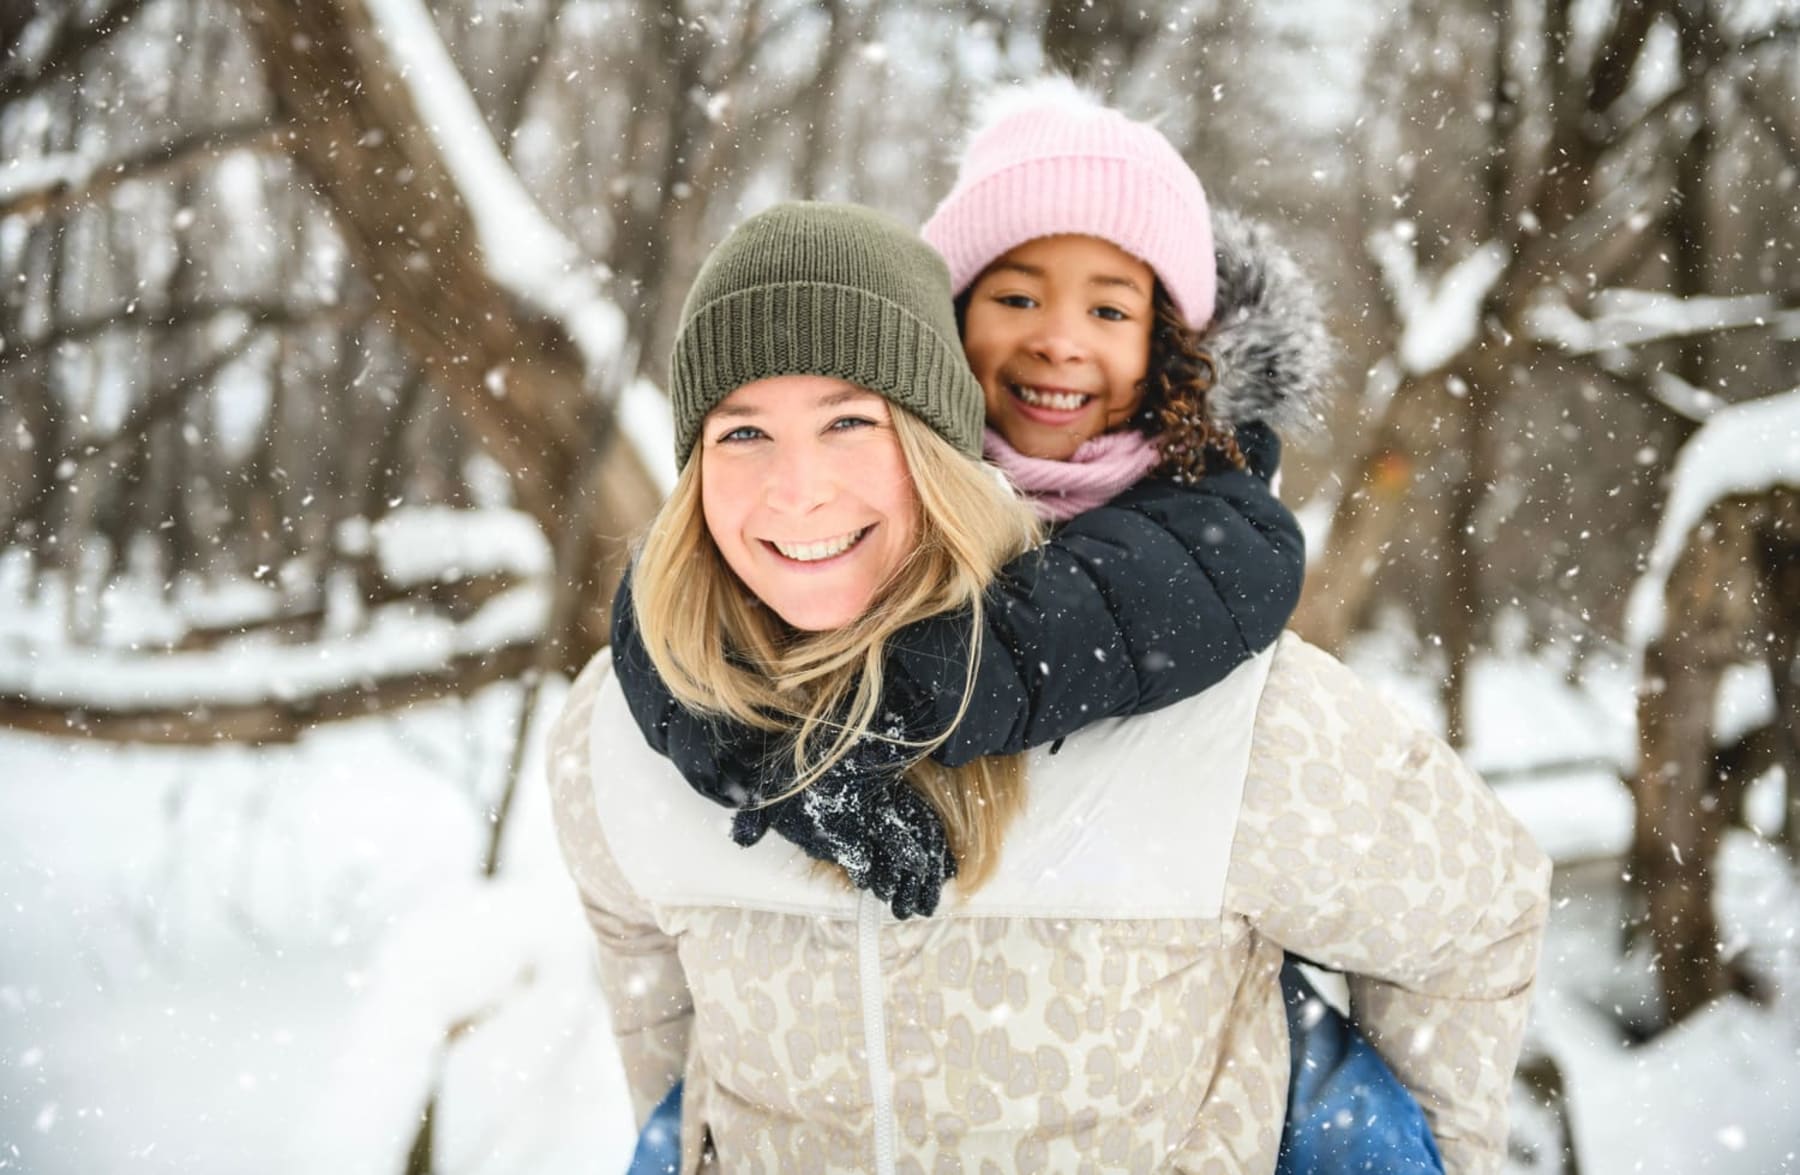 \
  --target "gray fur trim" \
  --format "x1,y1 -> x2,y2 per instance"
1203,209 -> 1337,433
